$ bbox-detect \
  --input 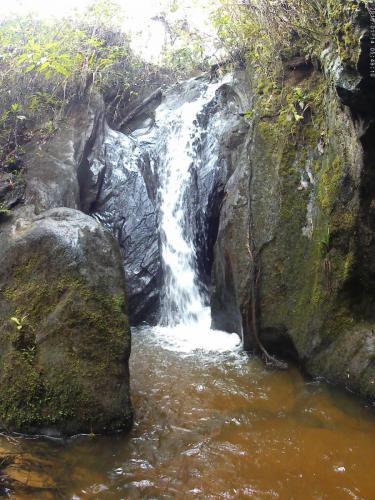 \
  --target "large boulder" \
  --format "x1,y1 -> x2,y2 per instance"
211,5 -> 375,399
0,93 -> 133,435
0,207 -> 132,435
